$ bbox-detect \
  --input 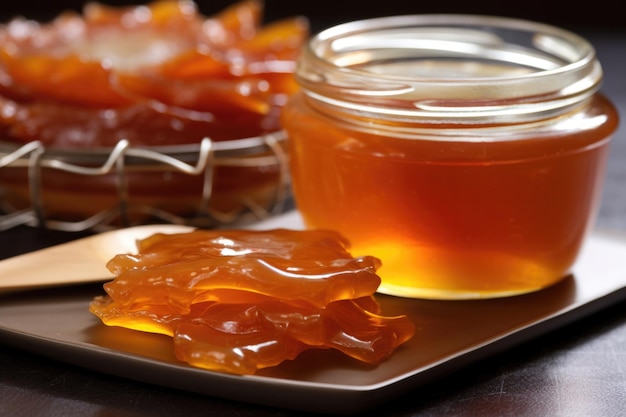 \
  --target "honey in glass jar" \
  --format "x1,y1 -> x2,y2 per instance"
282,15 -> 619,299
